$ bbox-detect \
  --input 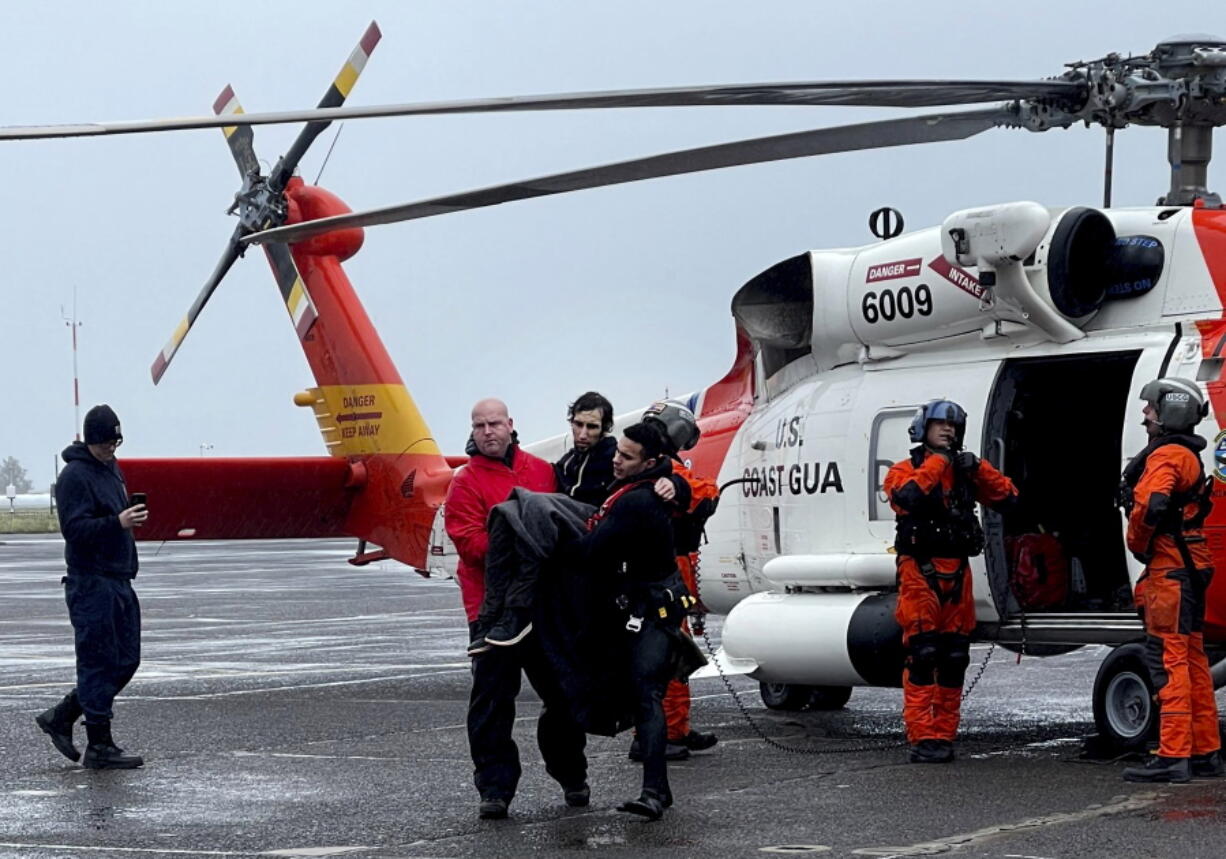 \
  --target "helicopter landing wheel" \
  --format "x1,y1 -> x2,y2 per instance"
1092,642 -> 1157,752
